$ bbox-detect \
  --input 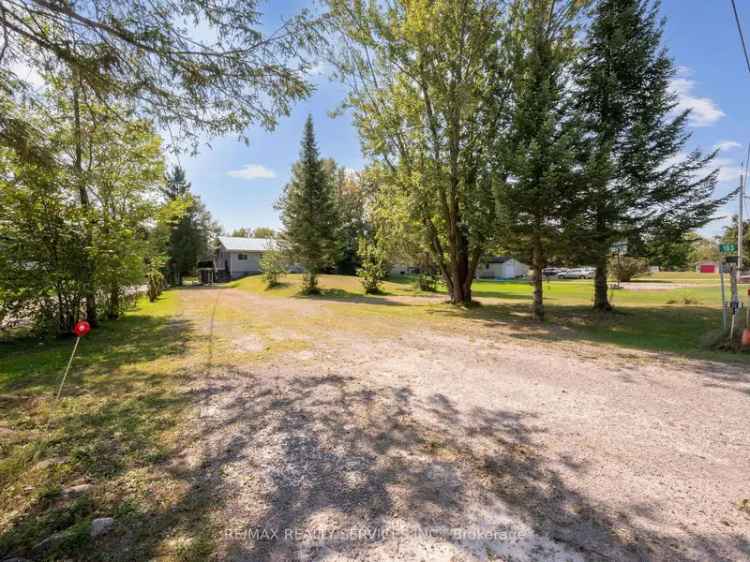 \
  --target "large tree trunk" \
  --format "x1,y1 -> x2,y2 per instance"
593,255 -> 612,311
448,227 -> 474,306
449,250 -> 472,306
